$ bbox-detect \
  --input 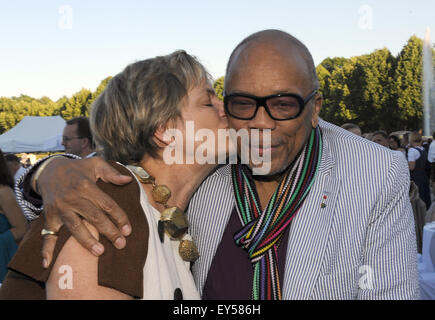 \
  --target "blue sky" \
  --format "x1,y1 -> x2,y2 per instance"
1,0 -> 434,100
